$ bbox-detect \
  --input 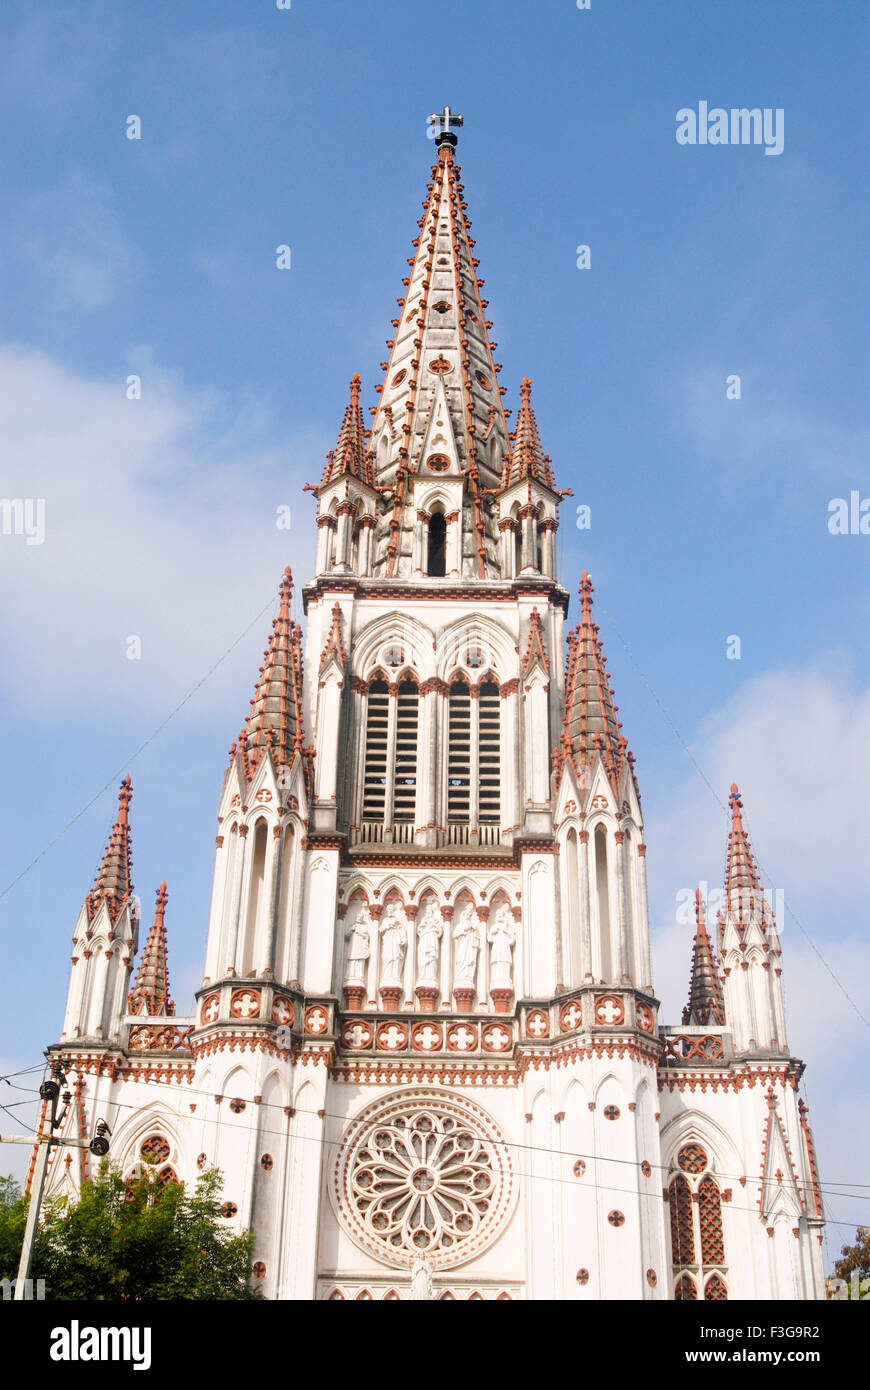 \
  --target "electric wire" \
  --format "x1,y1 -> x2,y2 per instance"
0,584 -> 284,906
597,595 -> 870,1034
